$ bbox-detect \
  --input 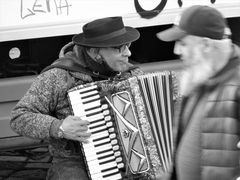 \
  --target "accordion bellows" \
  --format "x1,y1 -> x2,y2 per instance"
68,72 -> 174,180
